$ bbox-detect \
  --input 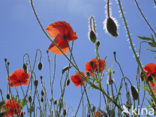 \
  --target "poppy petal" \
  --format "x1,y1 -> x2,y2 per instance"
46,21 -> 78,42
48,35 -> 69,55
